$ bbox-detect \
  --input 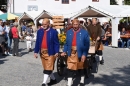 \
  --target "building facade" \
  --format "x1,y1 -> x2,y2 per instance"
7,0 -> 110,14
